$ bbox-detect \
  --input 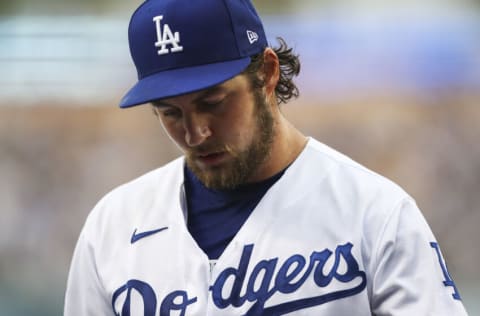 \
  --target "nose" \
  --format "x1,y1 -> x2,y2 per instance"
183,113 -> 212,147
